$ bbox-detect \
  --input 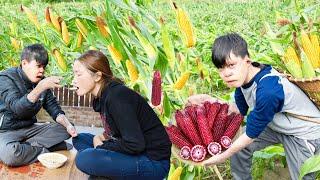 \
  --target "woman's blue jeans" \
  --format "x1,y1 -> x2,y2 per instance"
72,133 -> 170,180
